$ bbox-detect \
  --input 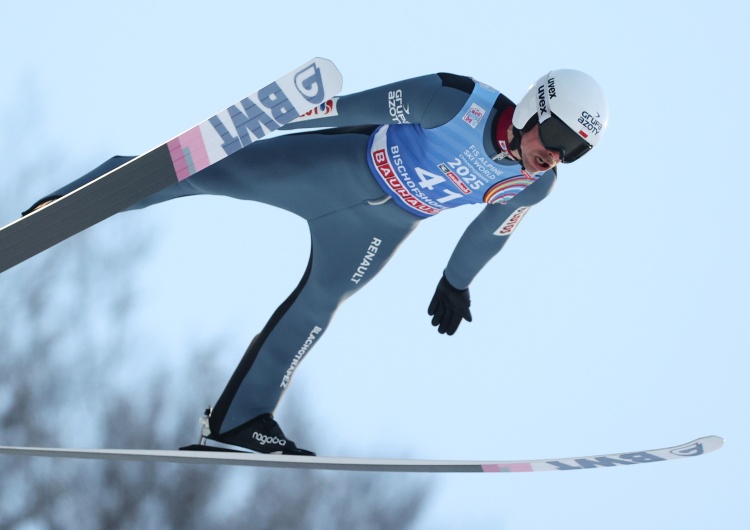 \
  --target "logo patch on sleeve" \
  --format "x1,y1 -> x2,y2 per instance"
493,206 -> 529,236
